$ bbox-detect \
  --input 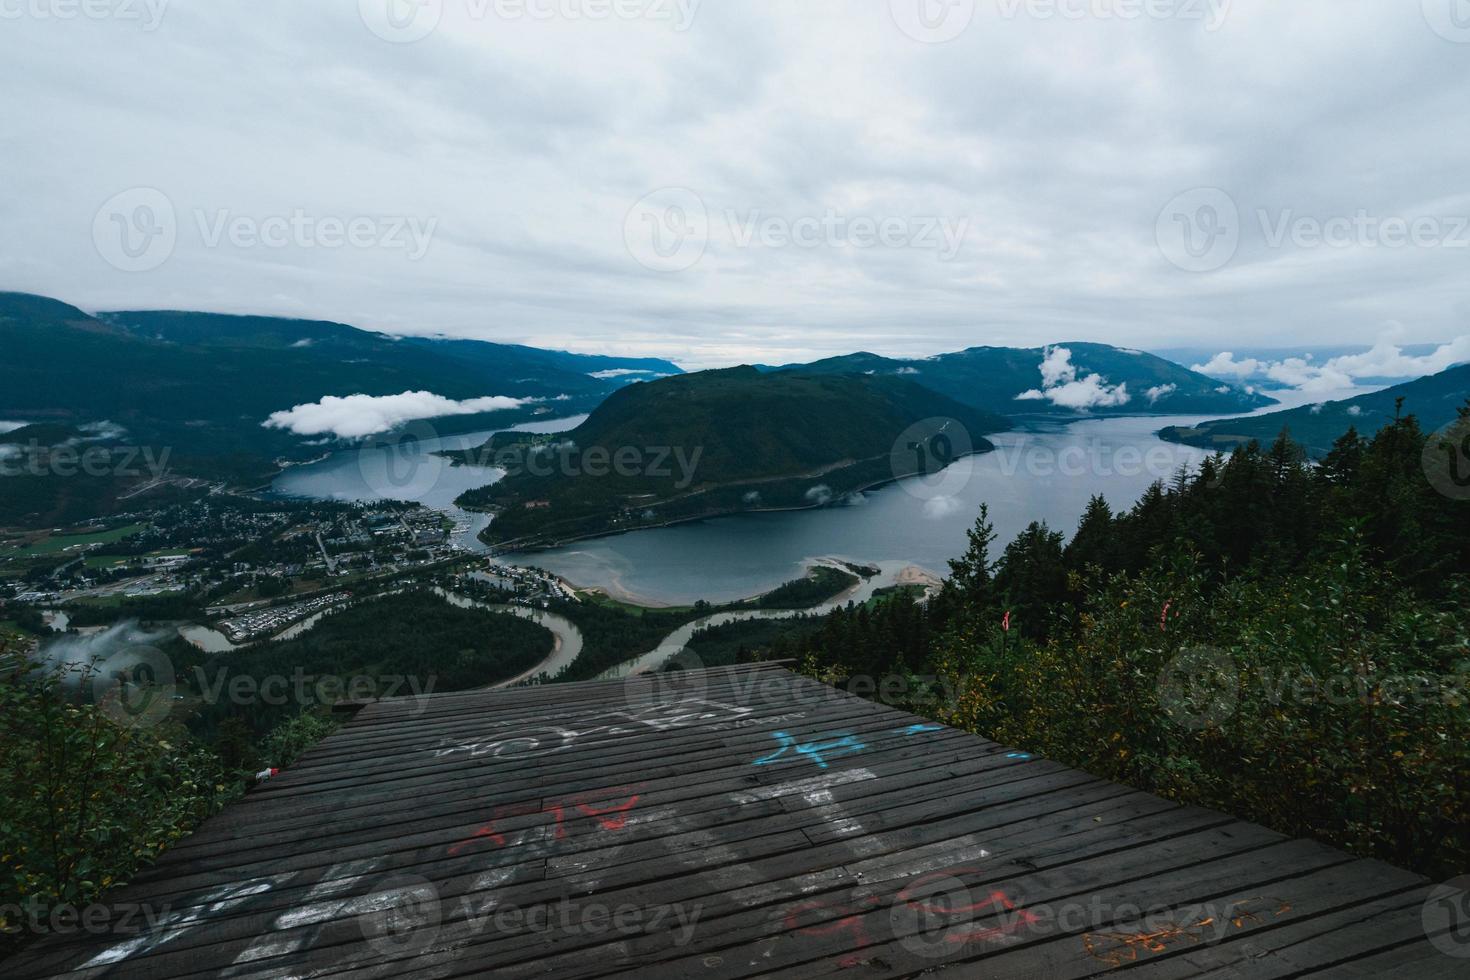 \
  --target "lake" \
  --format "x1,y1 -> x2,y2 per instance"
520,414 -> 1217,605
270,415 -> 587,551
269,391 -> 1343,607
